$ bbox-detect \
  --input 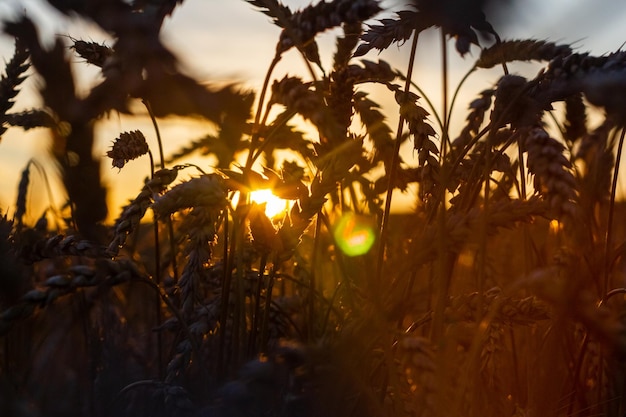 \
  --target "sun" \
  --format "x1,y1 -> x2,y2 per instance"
249,189 -> 289,218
